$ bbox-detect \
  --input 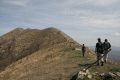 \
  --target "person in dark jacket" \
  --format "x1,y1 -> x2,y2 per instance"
103,39 -> 111,63
82,44 -> 86,57
95,38 -> 104,66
